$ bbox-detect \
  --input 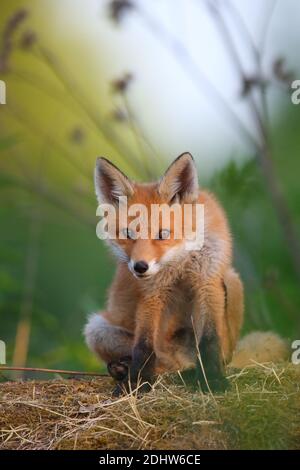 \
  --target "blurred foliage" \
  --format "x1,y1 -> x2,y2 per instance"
0,1 -> 299,375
